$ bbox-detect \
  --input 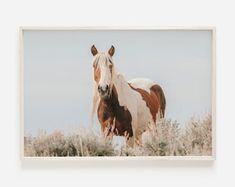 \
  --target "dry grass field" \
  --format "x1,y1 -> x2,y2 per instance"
24,114 -> 212,157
